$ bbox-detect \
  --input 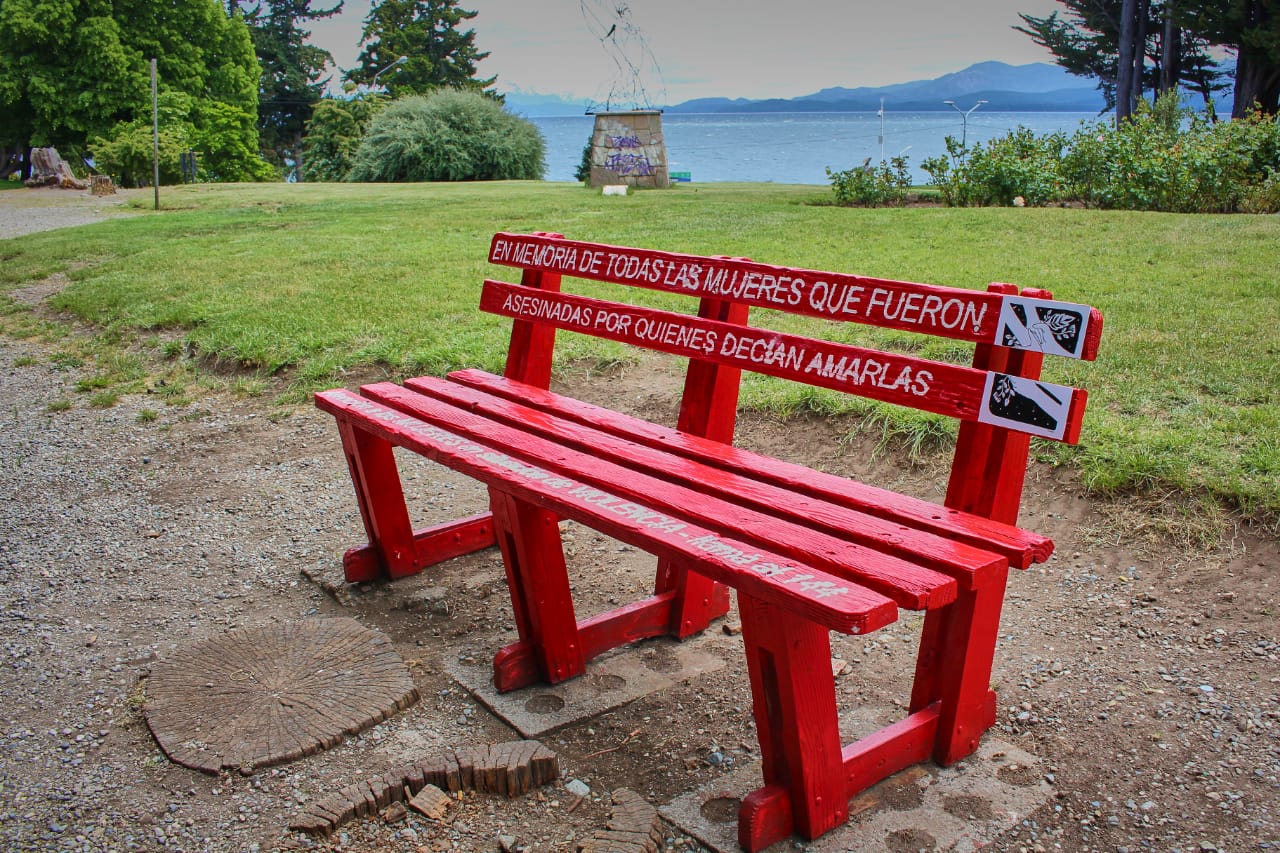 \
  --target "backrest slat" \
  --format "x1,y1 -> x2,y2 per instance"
481,279 -> 1088,444
489,232 -> 1103,361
